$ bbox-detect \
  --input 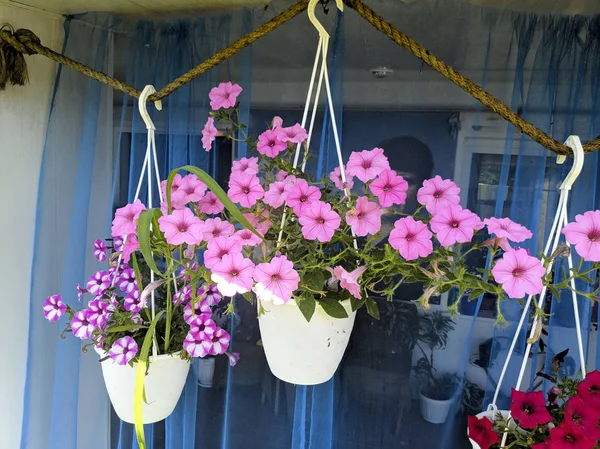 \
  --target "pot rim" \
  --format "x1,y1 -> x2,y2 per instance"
260,297 -> 354,311
94,346 -> 188,363
419,391 -> 455,404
